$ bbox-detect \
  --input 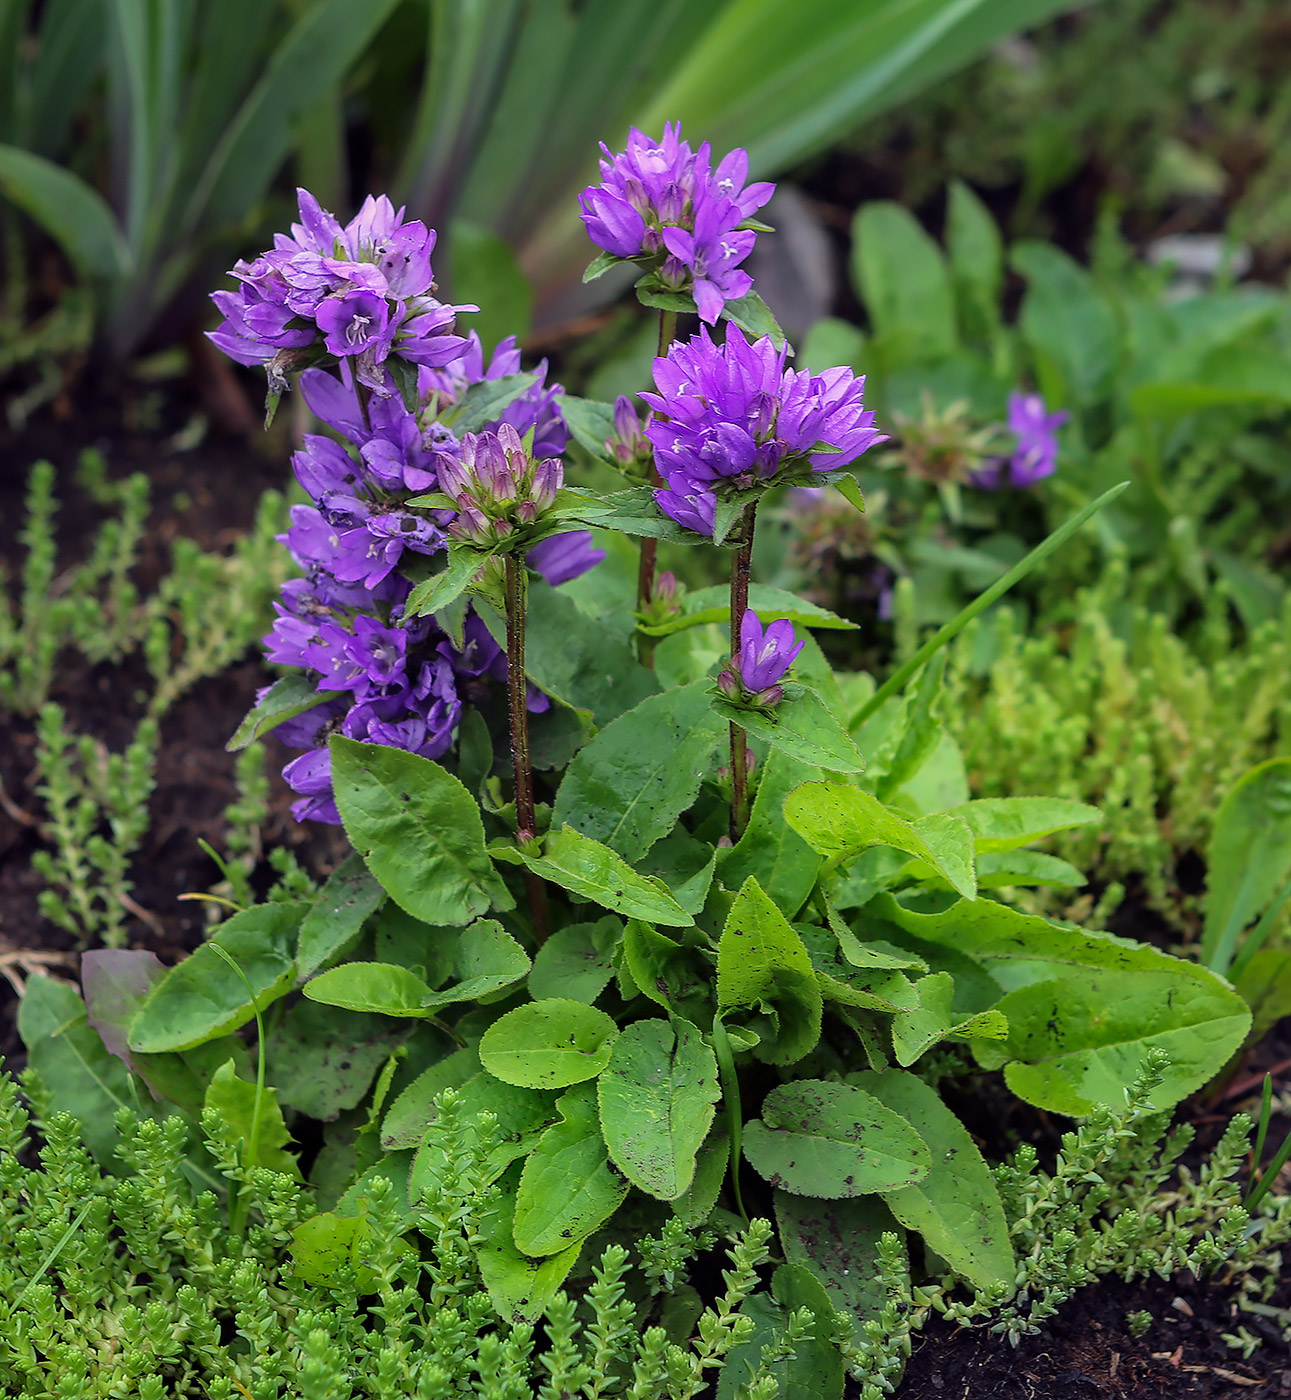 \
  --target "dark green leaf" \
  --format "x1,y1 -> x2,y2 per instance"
553,680 -> 723,862
267,998 -> 405,1120
297,852 -> 385,978
449,221 -> 533,351
478,1173 -> 582,1321
0,144 -> 129,280
560,394 -> 619,461
622,921 -> 715,1026
419,919 -> 531,1008
720,290 -> 789,349
719,748 -> 824,919
583,249 -> 622,283
405,546 -> 489,617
